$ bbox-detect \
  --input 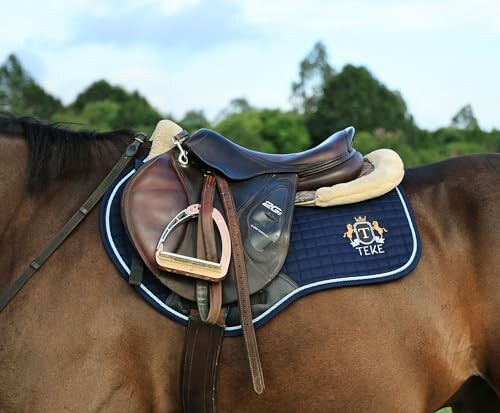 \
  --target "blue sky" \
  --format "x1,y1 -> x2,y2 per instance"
1,0 -> 499,130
